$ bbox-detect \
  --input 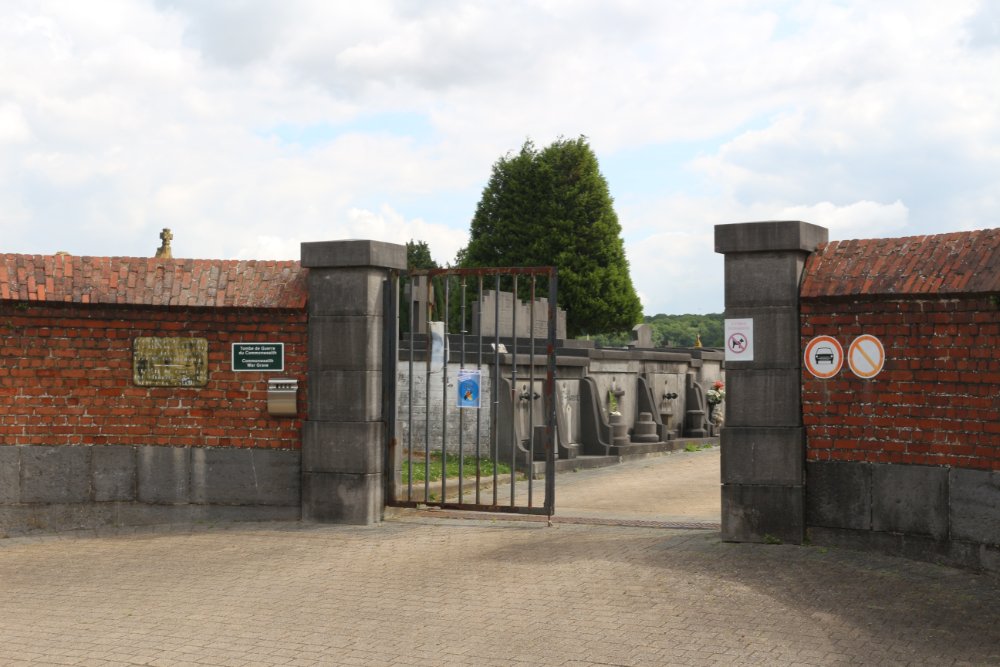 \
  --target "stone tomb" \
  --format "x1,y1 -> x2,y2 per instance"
642,371 -> 685,440
472,290 -> 567,340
